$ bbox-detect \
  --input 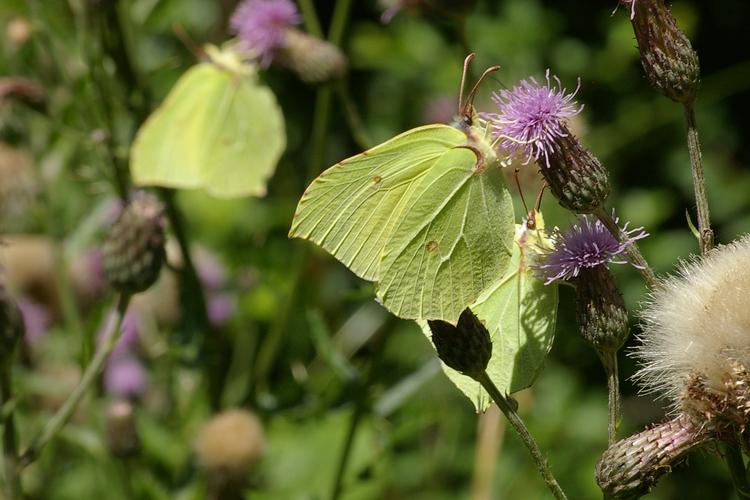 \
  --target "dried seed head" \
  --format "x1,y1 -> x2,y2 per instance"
428,308 -> 492,381
103,191 -> 166,294
634,235 -> 750,423
596,414 -> 711,499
